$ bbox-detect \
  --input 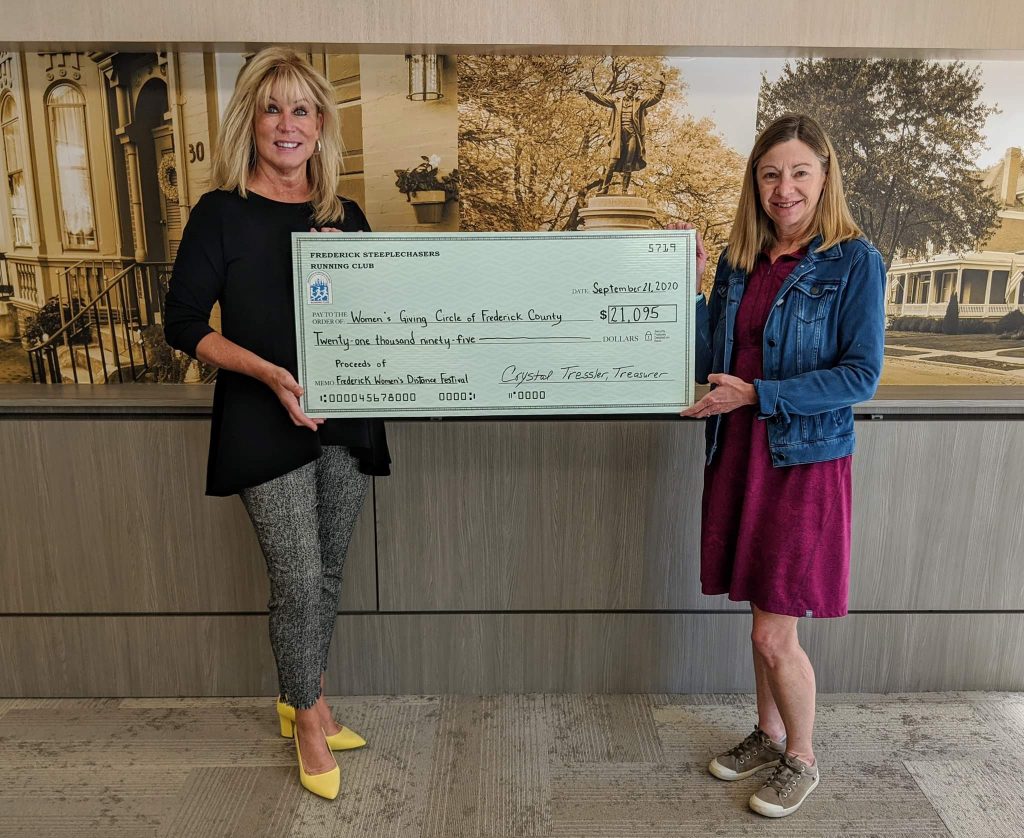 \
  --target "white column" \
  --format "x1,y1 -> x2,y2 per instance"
120,136 -> 148,262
